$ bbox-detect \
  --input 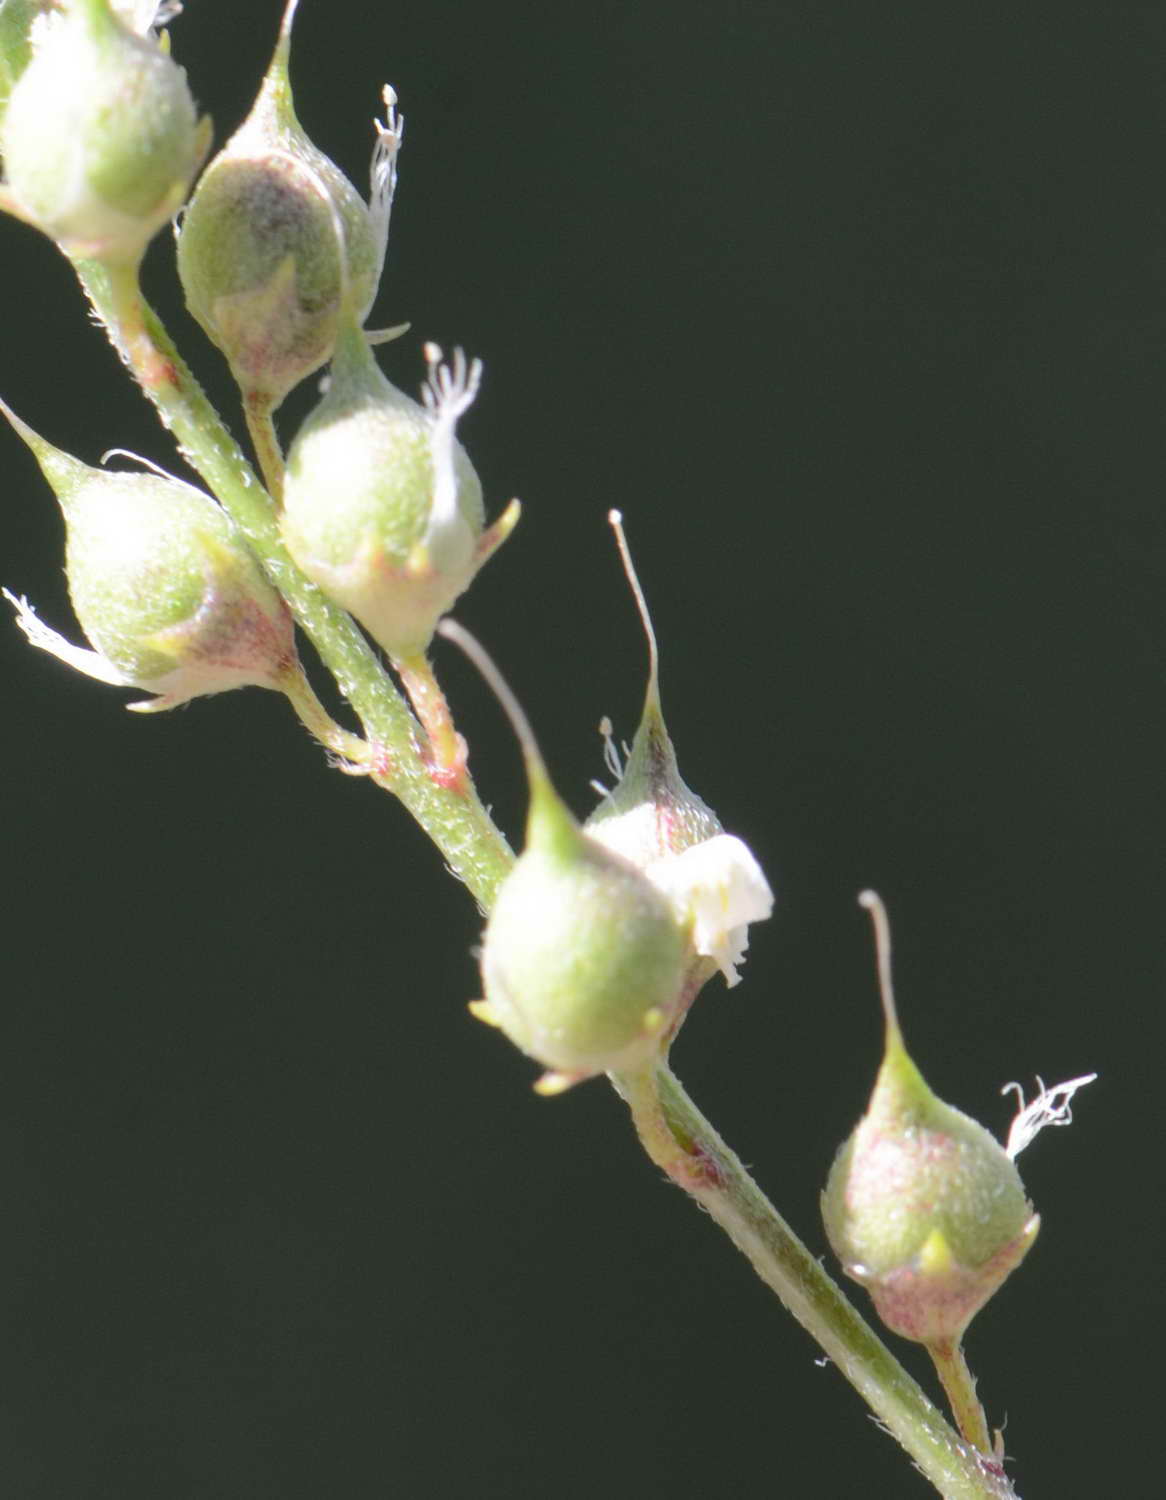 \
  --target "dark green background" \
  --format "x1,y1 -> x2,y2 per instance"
1,1 -> 1160,1494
